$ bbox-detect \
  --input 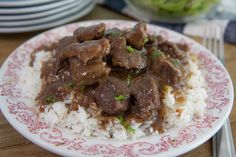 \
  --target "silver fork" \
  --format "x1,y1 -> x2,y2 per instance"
203,24 -> 236,157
